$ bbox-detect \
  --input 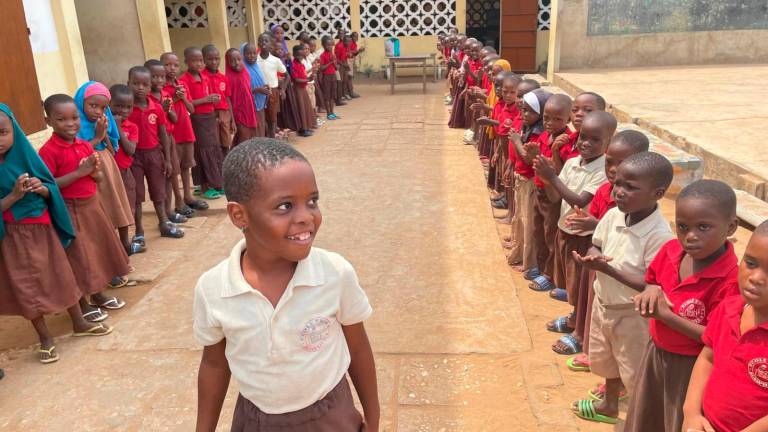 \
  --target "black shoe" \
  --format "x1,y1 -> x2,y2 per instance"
0,369 -> 5,380
491,197 -> 508,209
